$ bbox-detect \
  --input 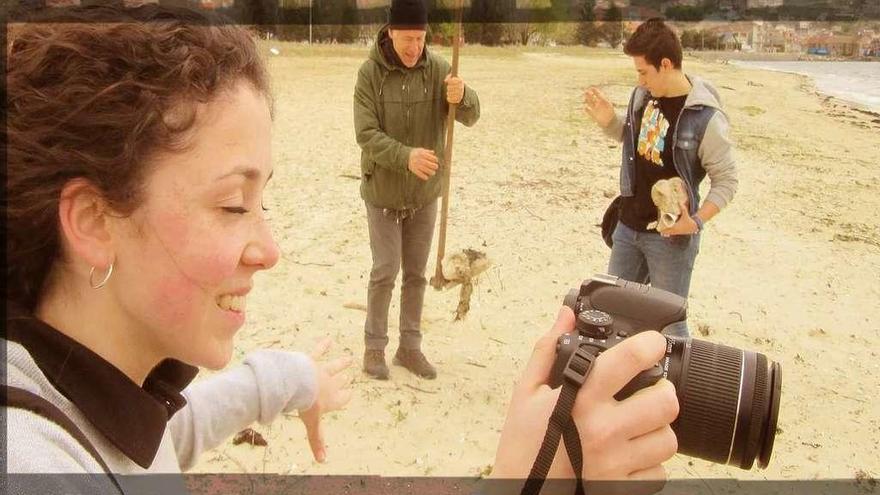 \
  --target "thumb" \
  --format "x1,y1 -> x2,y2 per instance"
679,199 -> 690,217
520,306 -> 576,391
444,74 -> 451,83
